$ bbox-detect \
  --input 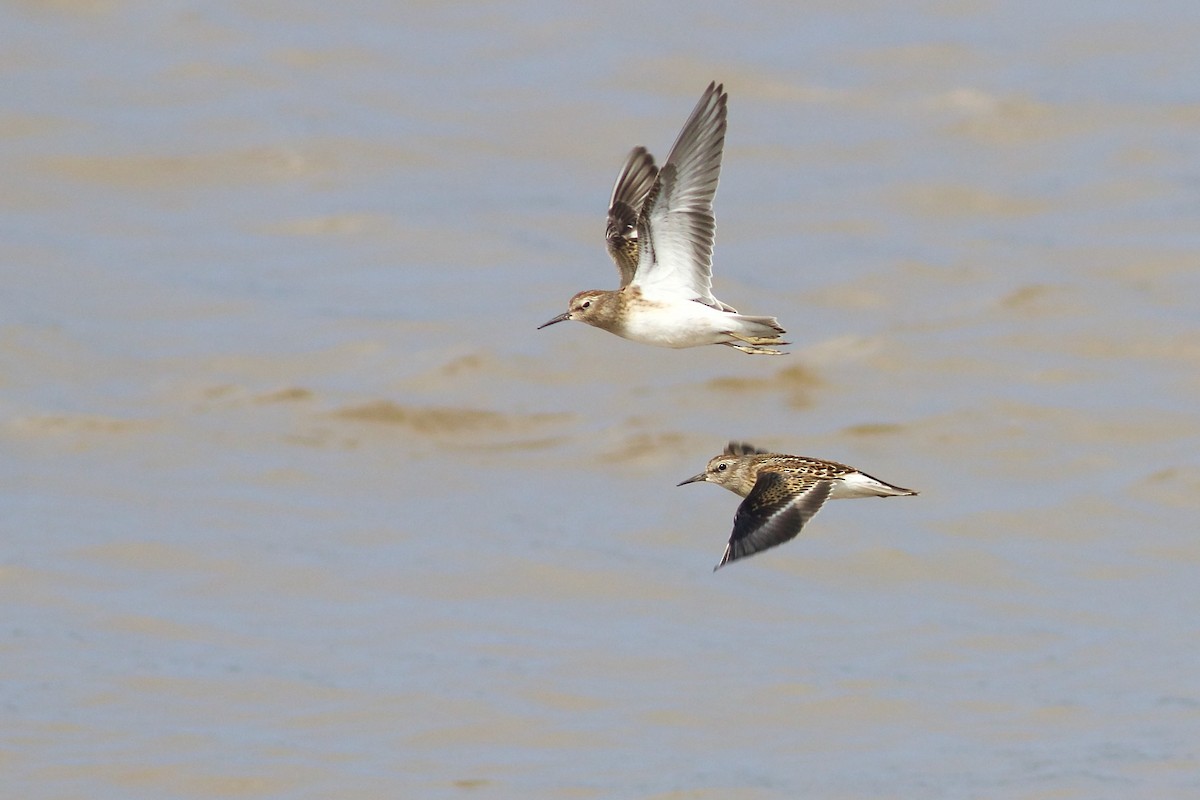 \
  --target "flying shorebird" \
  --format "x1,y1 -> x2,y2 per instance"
678,441 -> 918,570
538,82 -> 788,355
